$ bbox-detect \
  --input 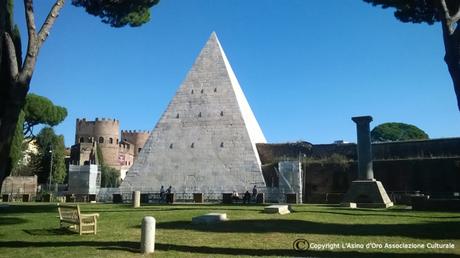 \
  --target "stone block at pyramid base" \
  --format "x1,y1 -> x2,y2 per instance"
341,180 -> 393,208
